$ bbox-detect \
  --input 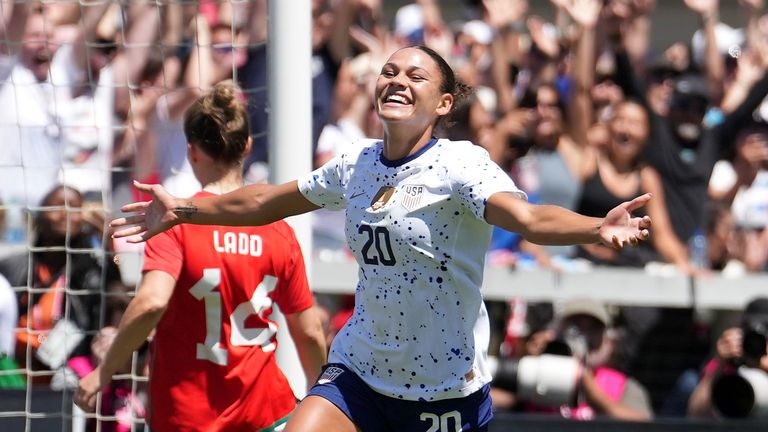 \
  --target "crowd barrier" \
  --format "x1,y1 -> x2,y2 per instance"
111,251 -> 768,309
